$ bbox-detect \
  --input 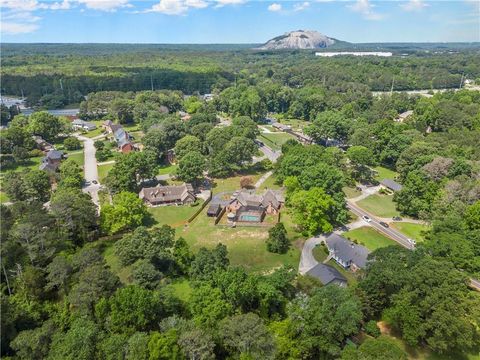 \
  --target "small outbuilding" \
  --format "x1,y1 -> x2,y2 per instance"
306,263 -> 347,287
207,203 -> 222,217
380,178 -> 403,192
